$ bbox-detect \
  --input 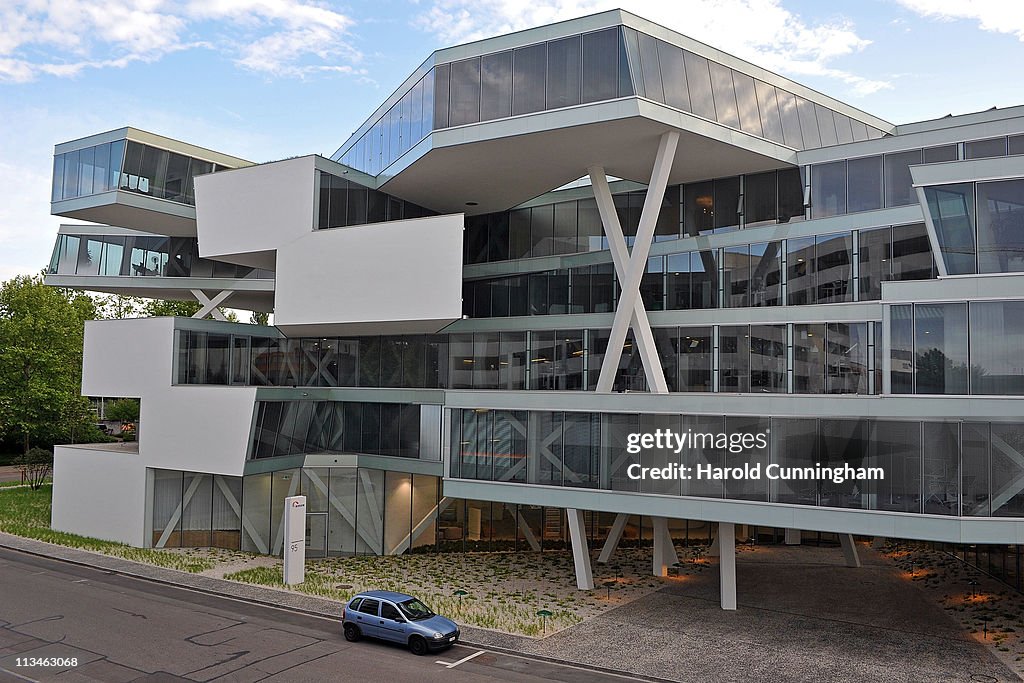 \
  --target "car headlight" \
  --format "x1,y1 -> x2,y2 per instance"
432,632 -> 444,639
